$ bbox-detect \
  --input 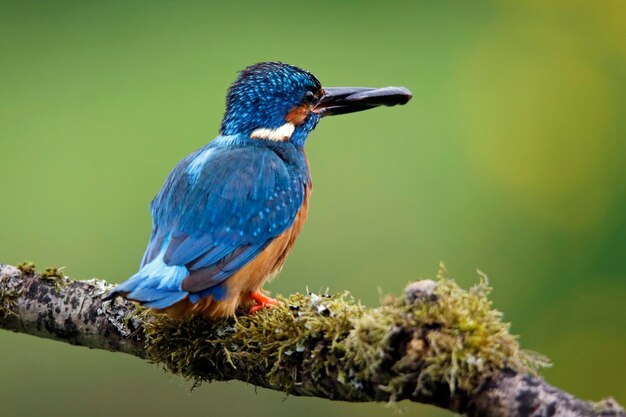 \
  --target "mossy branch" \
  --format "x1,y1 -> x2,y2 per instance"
0,262 -> 623,417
